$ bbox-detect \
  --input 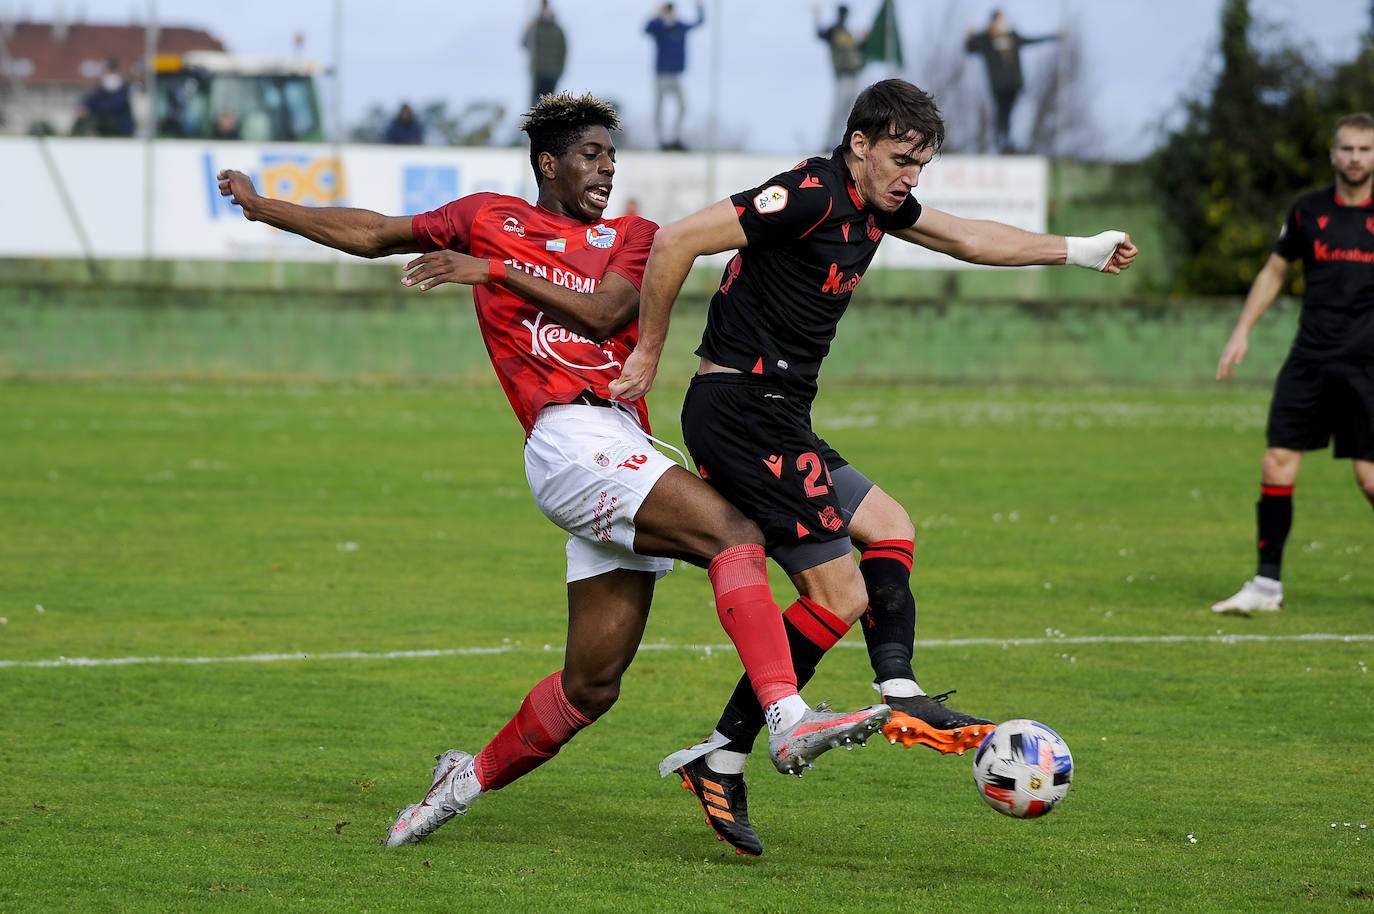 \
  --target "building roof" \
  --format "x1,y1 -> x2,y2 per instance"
0,20 -> 225,86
